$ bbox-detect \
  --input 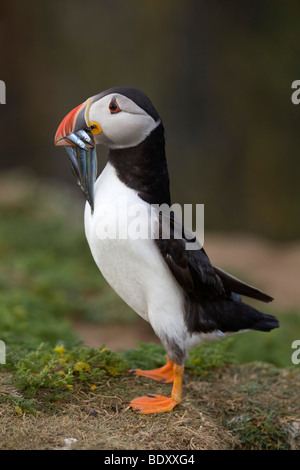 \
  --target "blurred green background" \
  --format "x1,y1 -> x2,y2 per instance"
1,0 -> 300,238
0,0 -> 299,367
